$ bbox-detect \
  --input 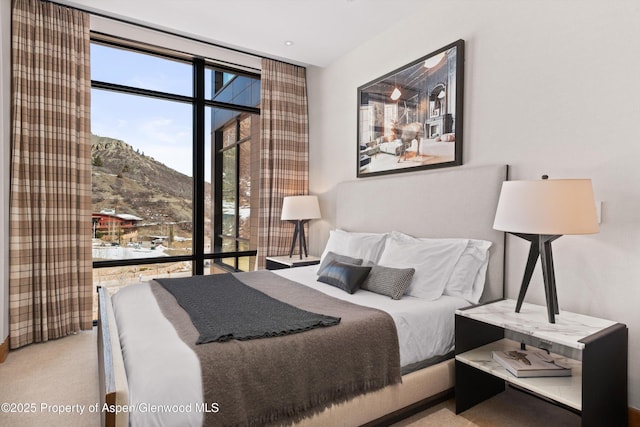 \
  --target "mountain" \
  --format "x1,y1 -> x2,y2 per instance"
91,134 -> 210,237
